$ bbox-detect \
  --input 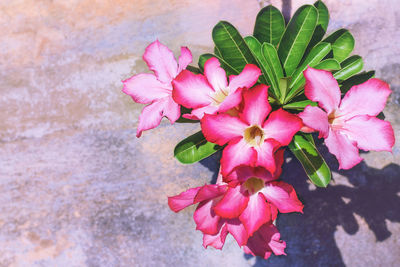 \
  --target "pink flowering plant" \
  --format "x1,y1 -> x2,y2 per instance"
122,1 -> 395,260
